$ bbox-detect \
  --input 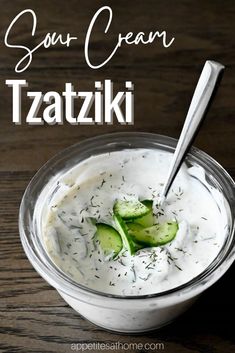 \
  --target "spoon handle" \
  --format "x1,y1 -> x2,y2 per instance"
160,60 -> 225,204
